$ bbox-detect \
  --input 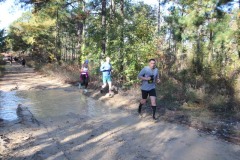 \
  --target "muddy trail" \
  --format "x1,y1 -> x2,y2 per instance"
0,62 -> 240,160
